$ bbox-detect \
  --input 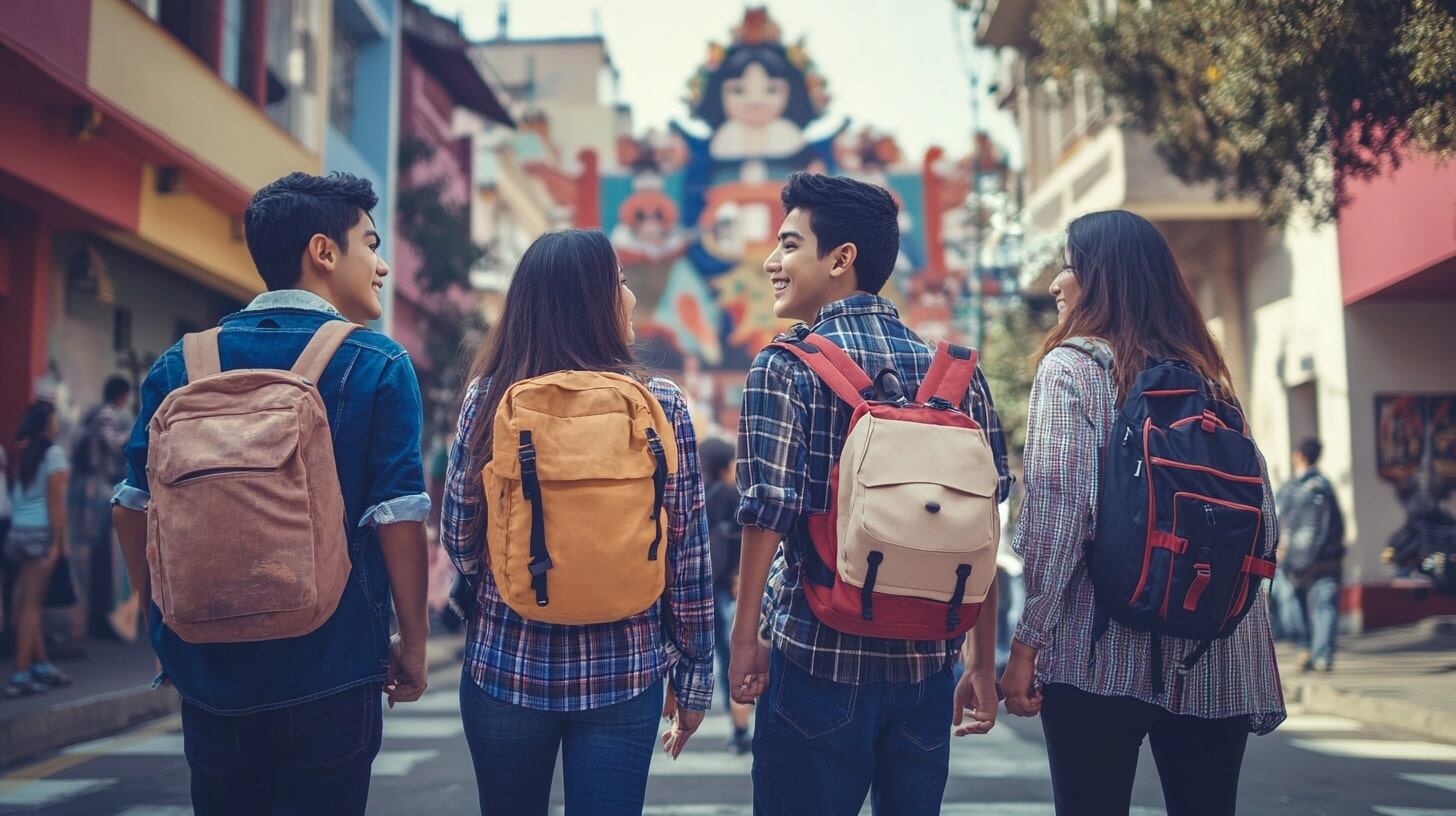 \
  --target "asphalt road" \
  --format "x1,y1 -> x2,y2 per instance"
2,665 -> 1454,815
